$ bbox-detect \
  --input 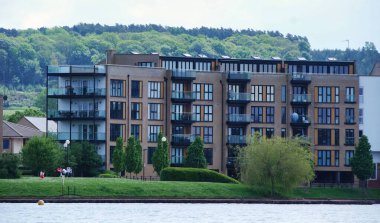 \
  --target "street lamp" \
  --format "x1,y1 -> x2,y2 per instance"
63,140 -> 70,167
162,136 -> 167,142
